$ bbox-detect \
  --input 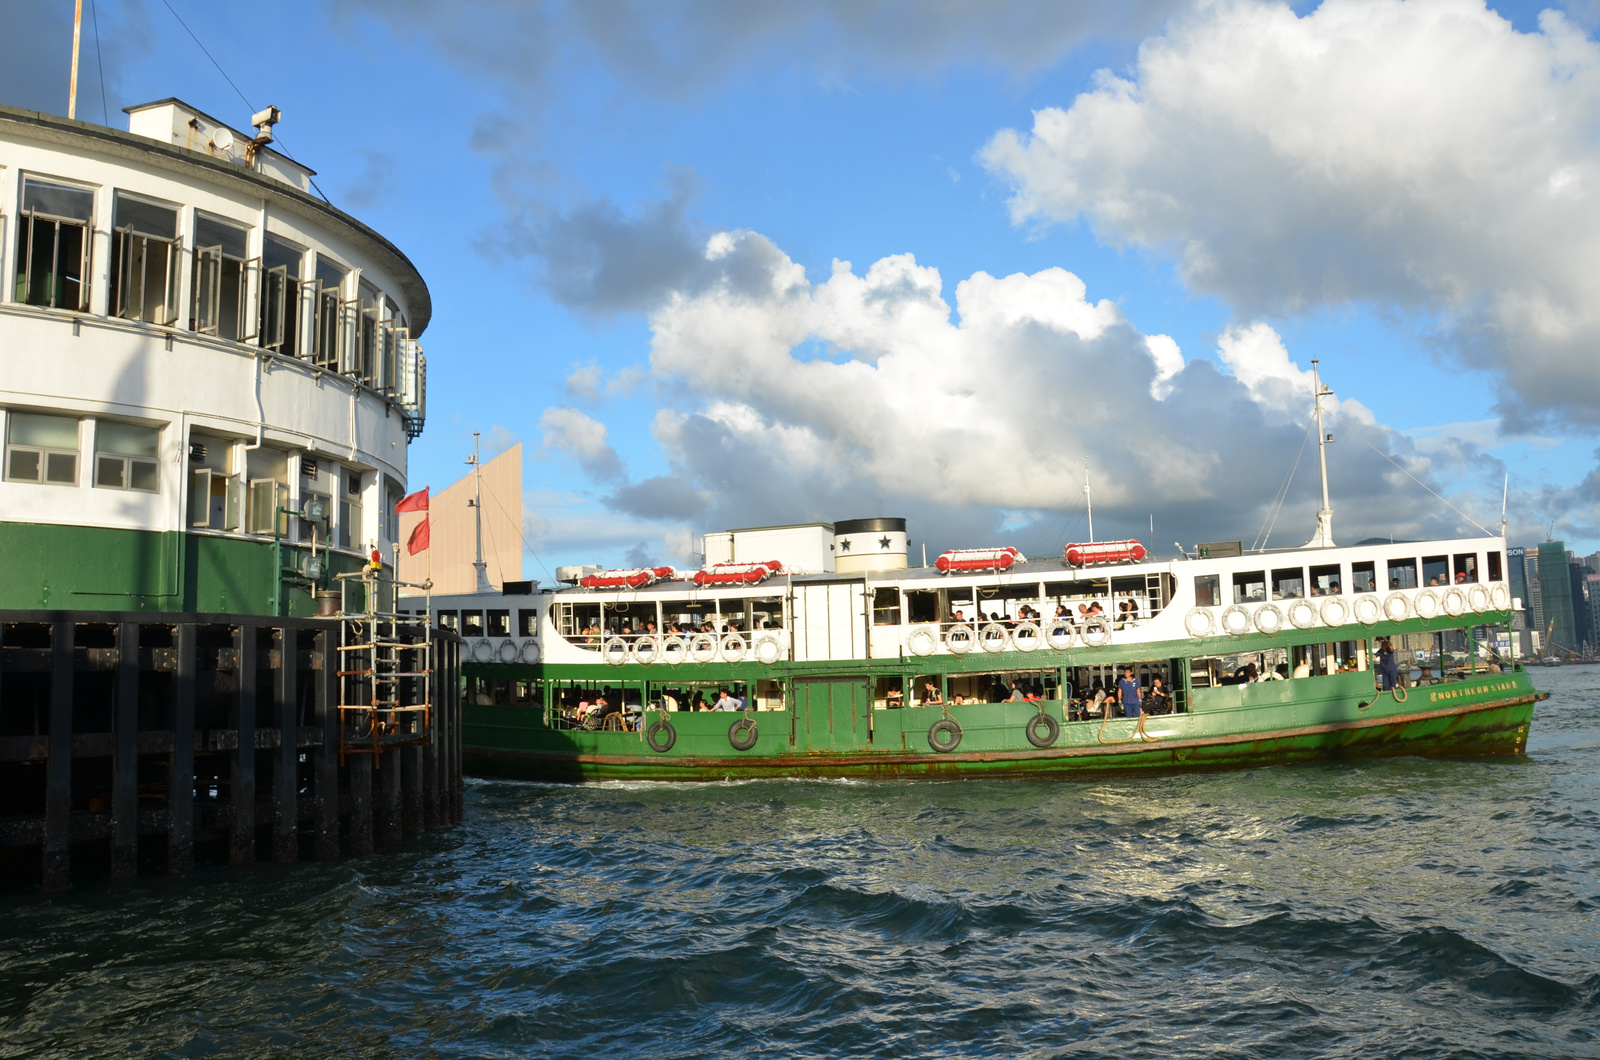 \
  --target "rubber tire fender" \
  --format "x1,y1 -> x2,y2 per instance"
928,718 -> 963,753
646,718 -> 677,753
1024,712 -> 1060,748
728,716 -> 759,751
